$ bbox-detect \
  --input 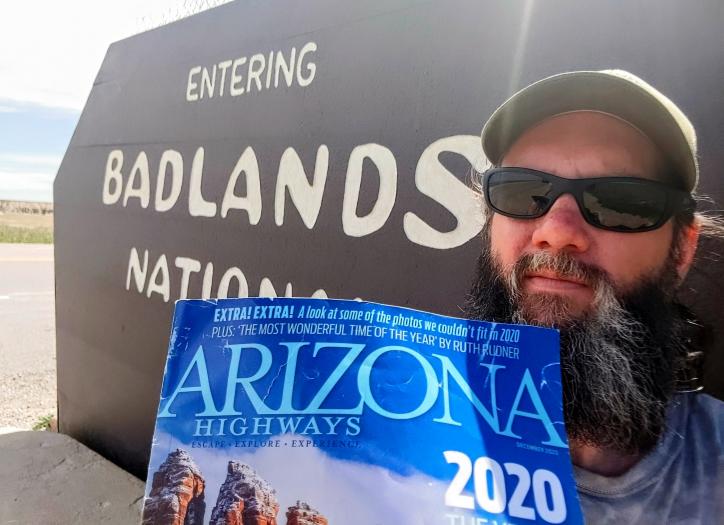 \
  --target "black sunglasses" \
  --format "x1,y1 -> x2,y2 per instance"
483,167 -> 696,233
